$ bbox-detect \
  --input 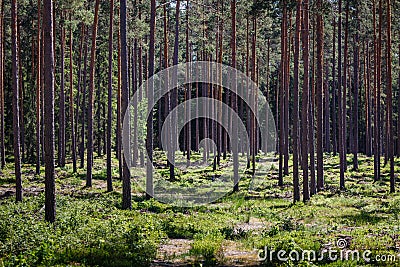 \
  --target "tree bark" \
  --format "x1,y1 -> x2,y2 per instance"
301,0 -> 310,202
292,0 -> 301,202
12,0 -> 22,202
43,0 -> 55,223
69,13 -> 77,173
87,0 -> 100,187
106,0 -> 114,192
316,0 -> 324,191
